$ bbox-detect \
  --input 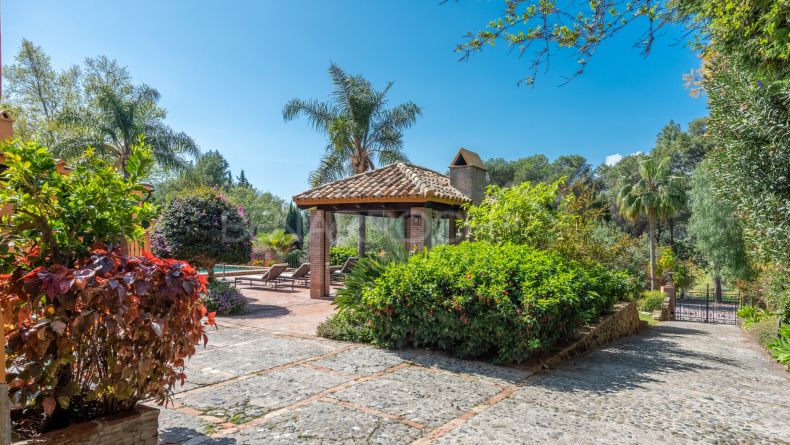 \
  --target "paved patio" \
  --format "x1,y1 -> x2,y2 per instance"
151,298 -> 790,445
216,278 -> 338,335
